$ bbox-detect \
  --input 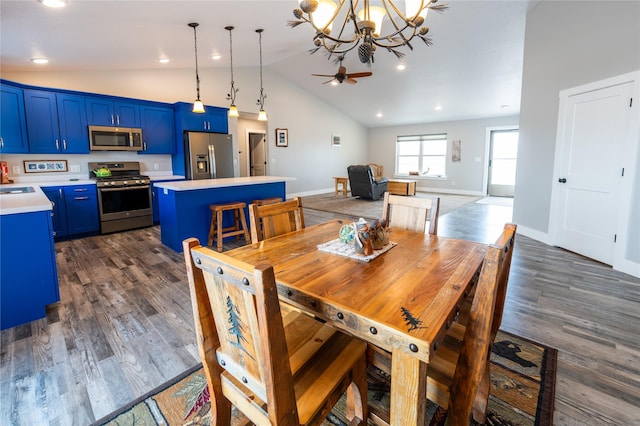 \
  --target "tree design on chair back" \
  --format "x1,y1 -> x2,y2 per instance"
225,295 -> 254,359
